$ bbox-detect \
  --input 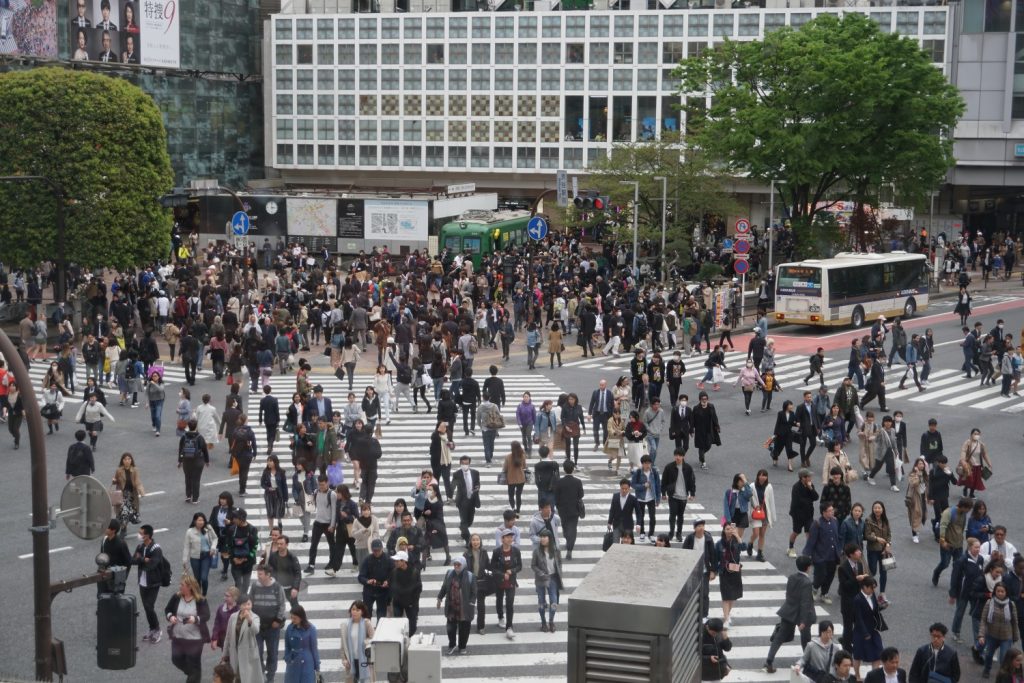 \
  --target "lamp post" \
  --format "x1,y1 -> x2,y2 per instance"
653,175 -> 667,282
767,179 -> 786,273
619,180 -> 639,277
